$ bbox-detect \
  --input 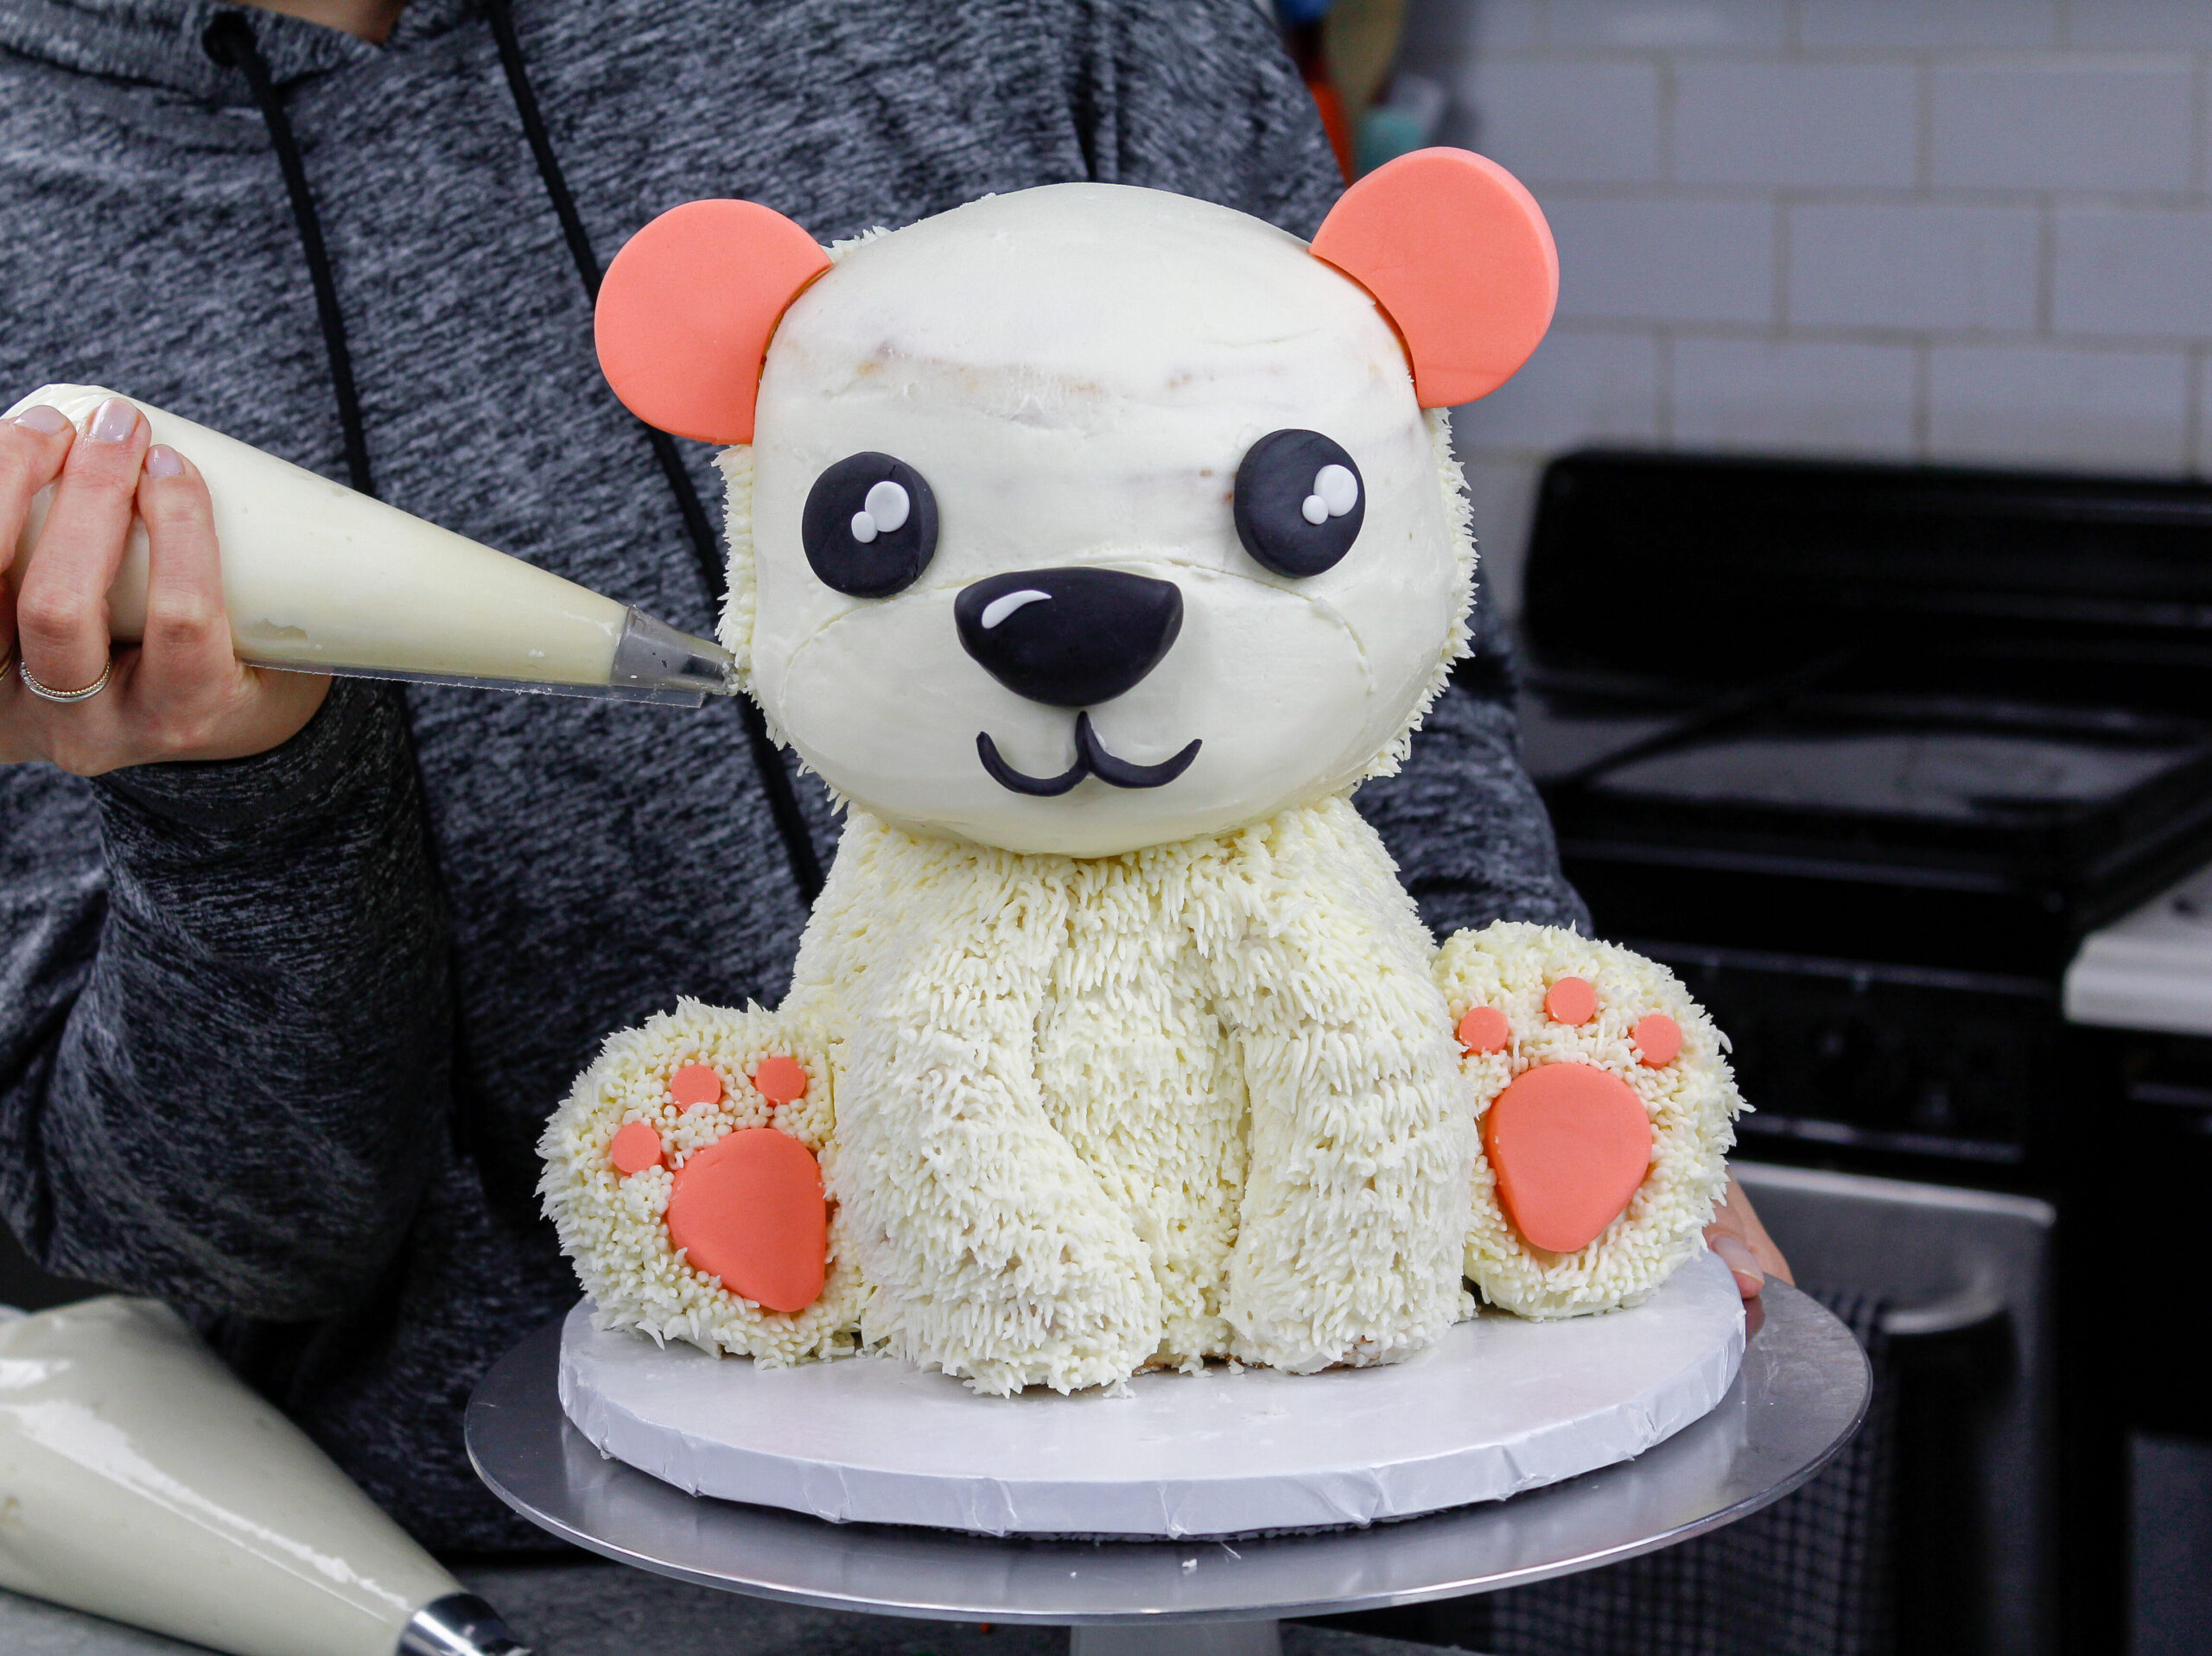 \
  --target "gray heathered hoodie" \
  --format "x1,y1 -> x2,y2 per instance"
0,0 -> 1586,1551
